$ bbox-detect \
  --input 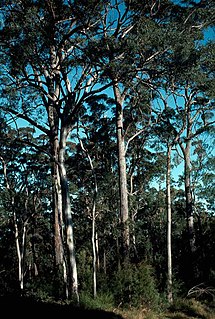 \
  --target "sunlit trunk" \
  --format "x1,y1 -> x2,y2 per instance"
95,232 -> 100,270
79,137 -> 98,298
13,210 -> 26,293
90,167 -> 98,299
92,201 -> 97,298
59,127 -> 79,302
166,144 -> 173,303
